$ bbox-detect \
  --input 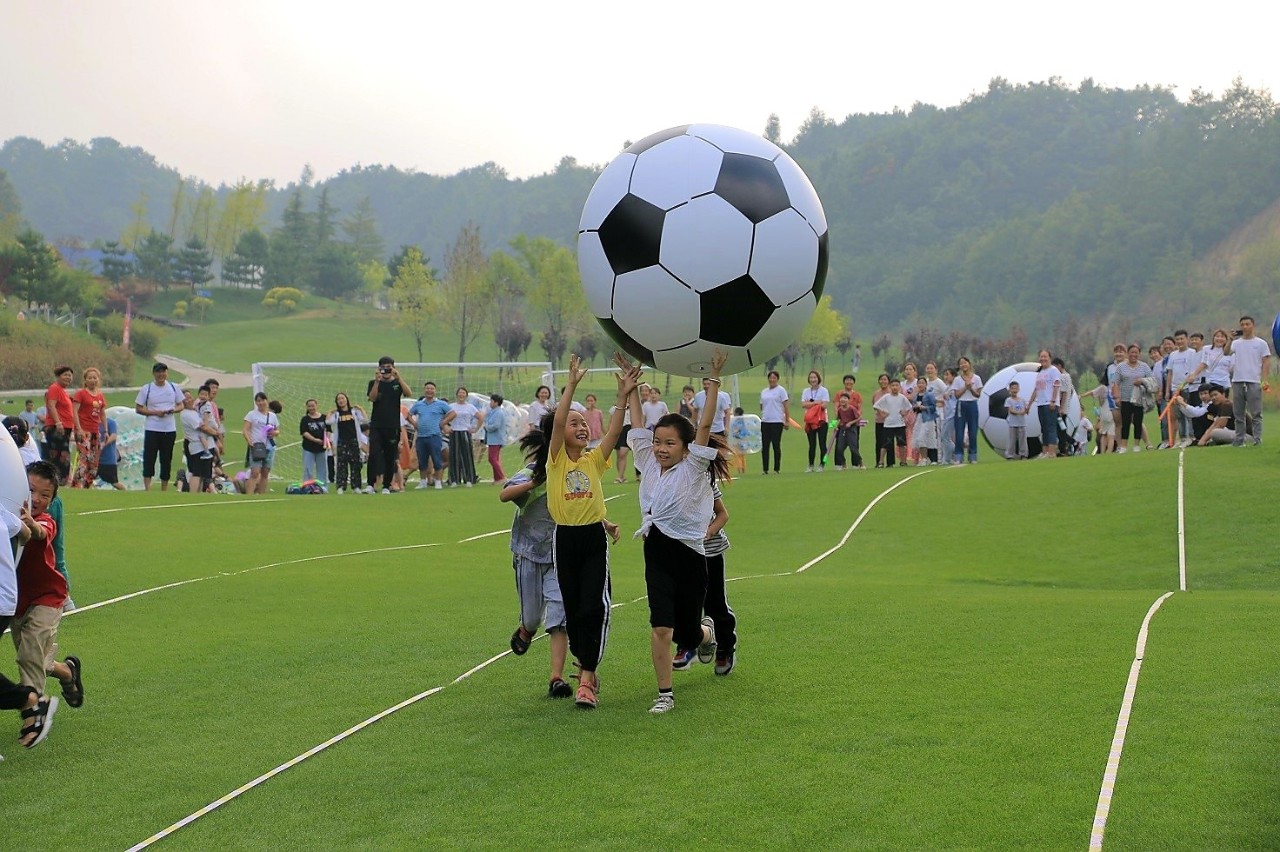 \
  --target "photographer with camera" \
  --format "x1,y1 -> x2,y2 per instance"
366,356 -> 412,493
